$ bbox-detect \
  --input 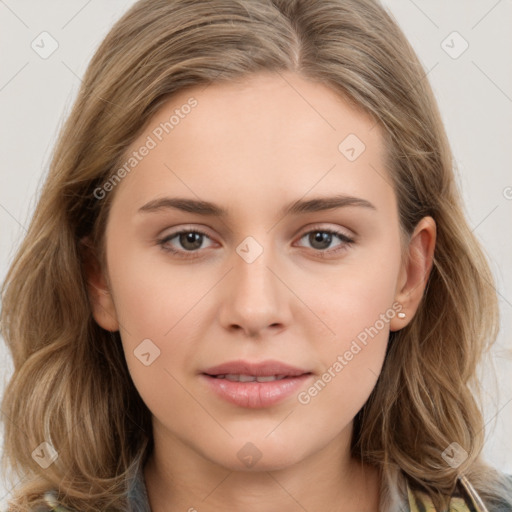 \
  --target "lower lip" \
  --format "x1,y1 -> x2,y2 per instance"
200,374 -> 312,408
